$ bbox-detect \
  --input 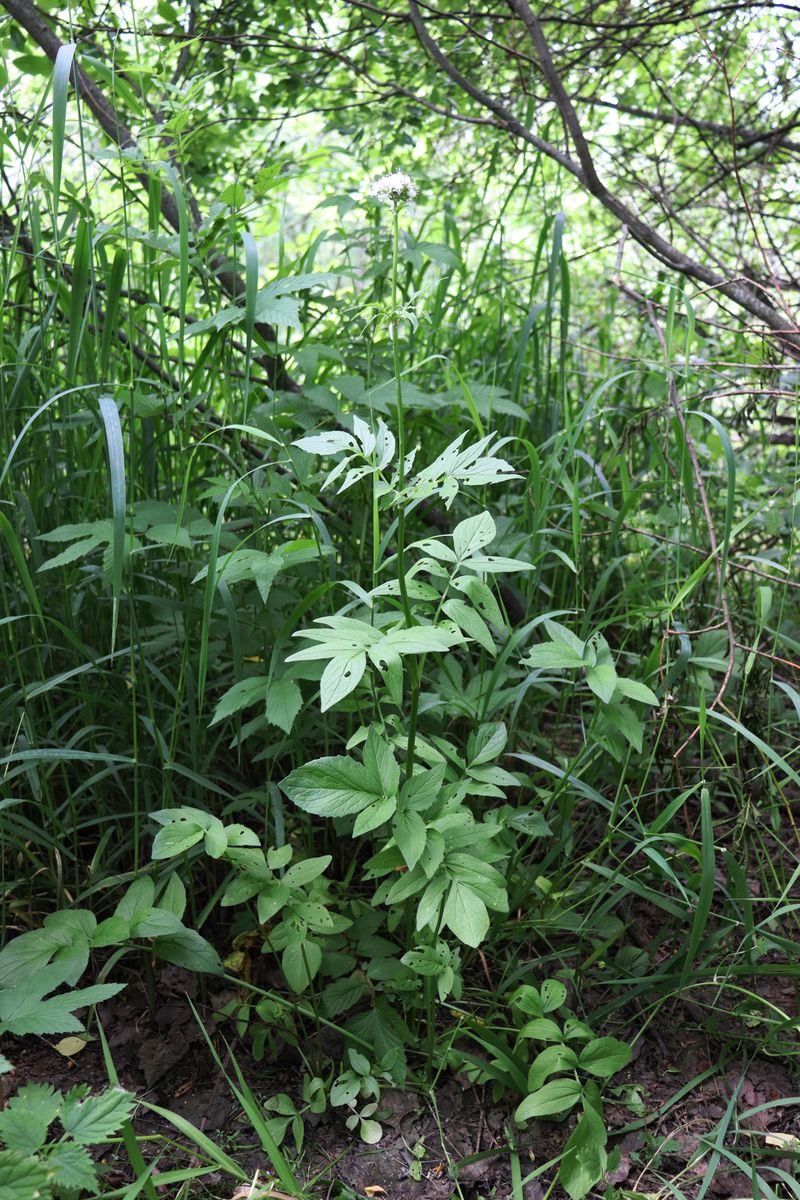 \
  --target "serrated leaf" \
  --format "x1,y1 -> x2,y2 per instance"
45,1142 -> 98,1193
0,1084 -> 59,1154
210,676 -> 265,725
322,976 -> 366,1017
0,1149 -> 49,1200
59,1086 -> 135,1142
267,679 -> 303,733
0,979 -> 124,1037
